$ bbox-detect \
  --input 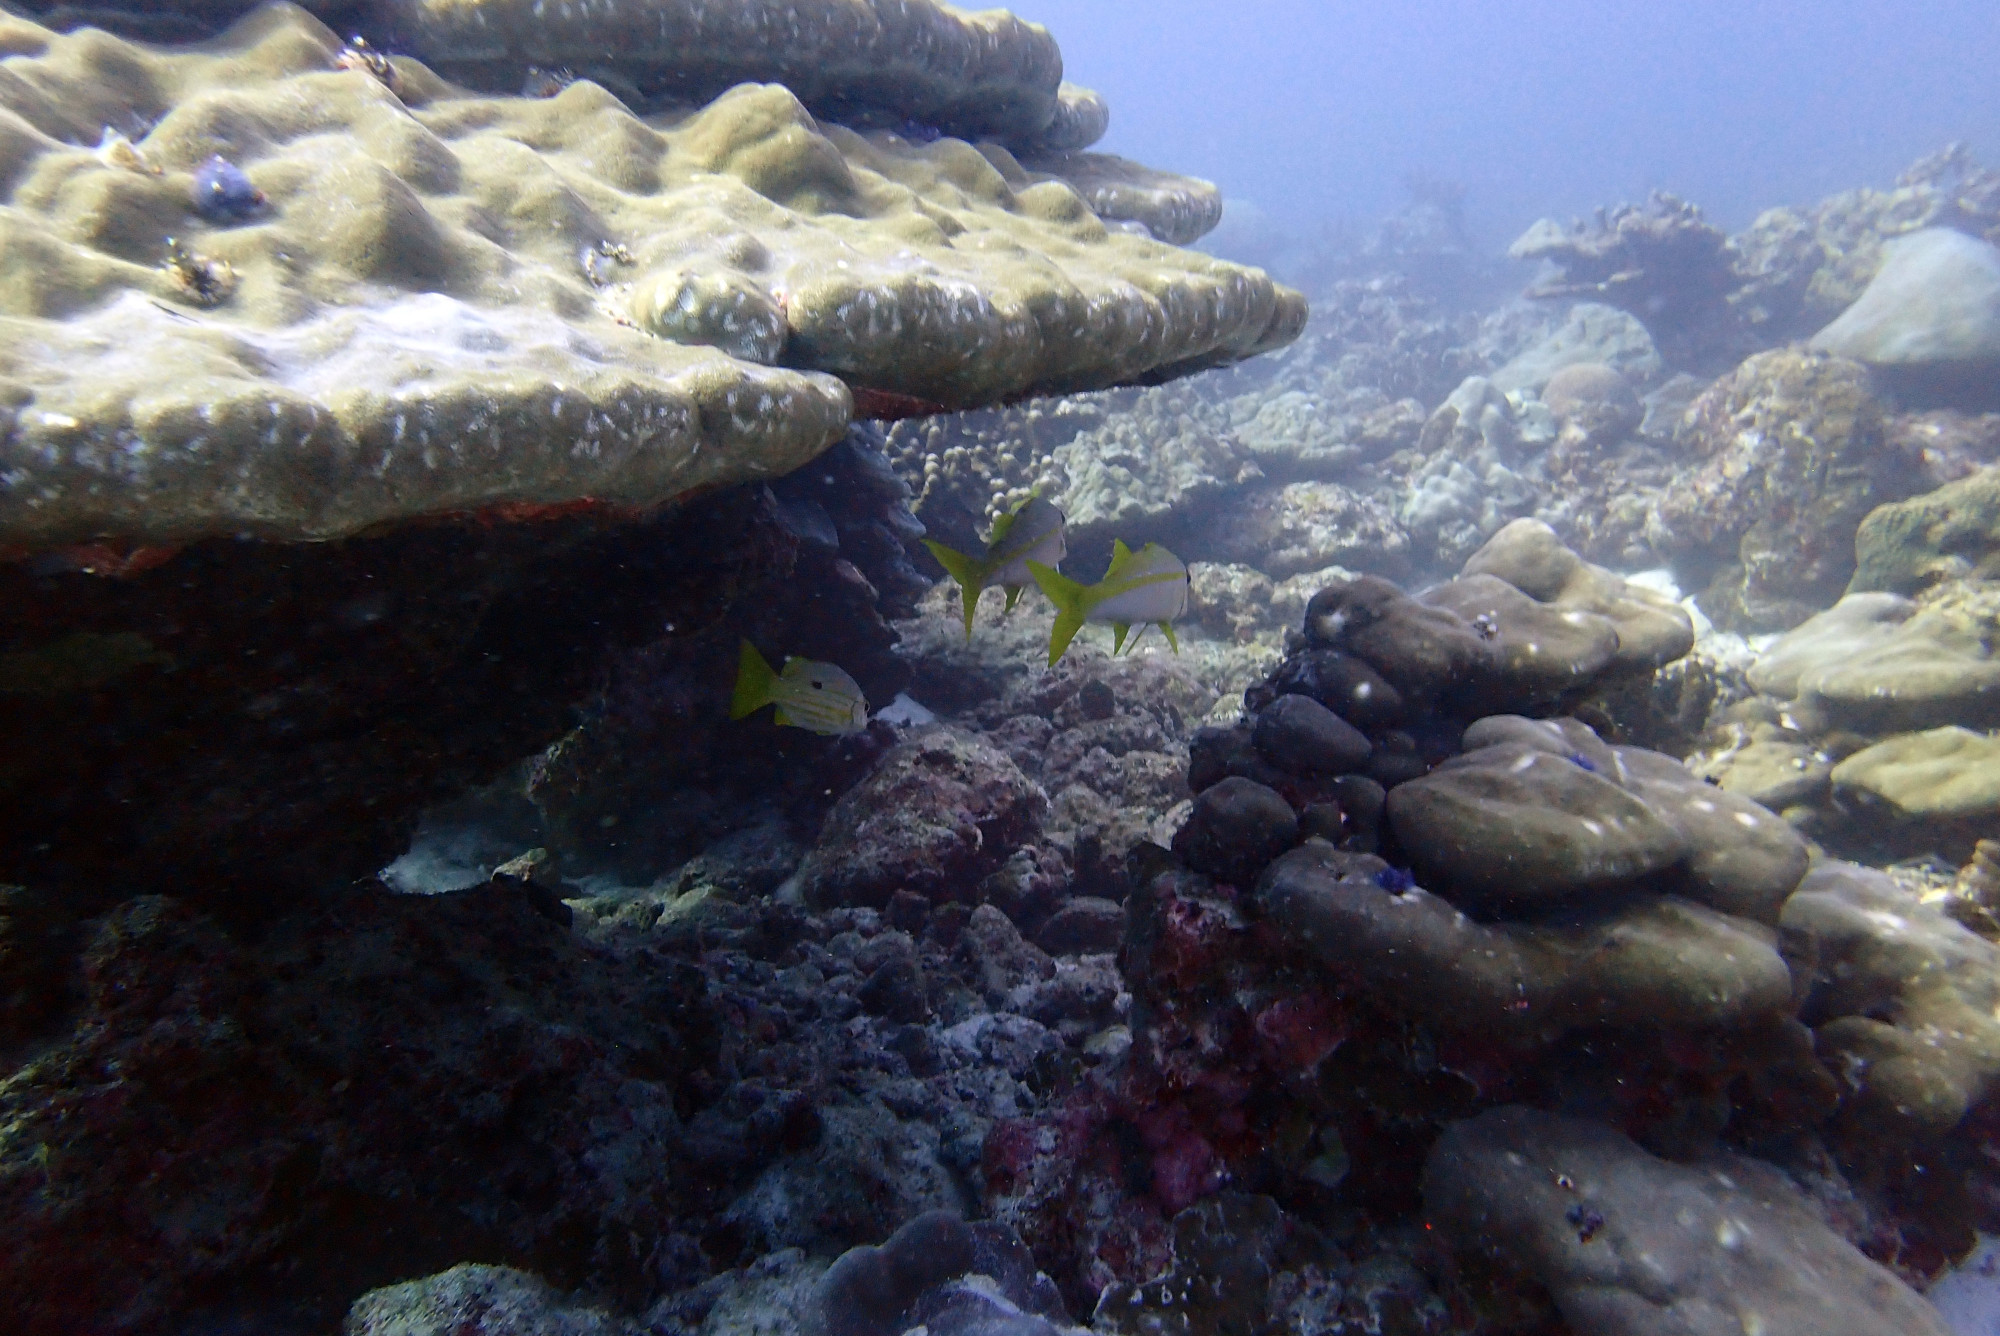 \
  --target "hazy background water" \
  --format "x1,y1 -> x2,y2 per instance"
1023,0 -> 2000,248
